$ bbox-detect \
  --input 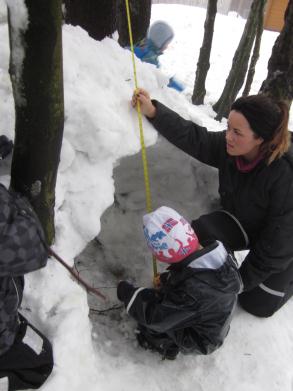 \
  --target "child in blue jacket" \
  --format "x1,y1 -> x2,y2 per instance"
134,21 -> 185,92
